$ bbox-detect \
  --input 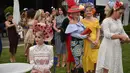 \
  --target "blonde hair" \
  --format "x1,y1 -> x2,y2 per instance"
34,9 -> 44,22
35,31 -> 44,38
